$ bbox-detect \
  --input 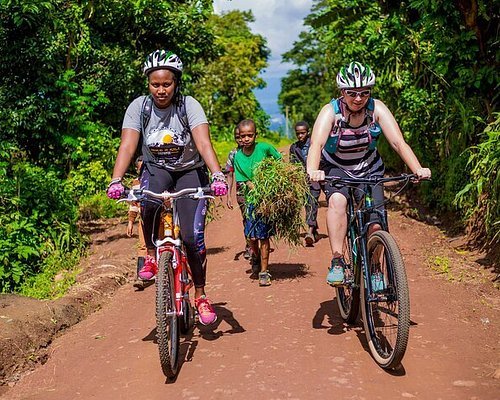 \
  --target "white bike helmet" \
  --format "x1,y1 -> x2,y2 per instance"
336,61 -> 376,89
143,50 -> 183,76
